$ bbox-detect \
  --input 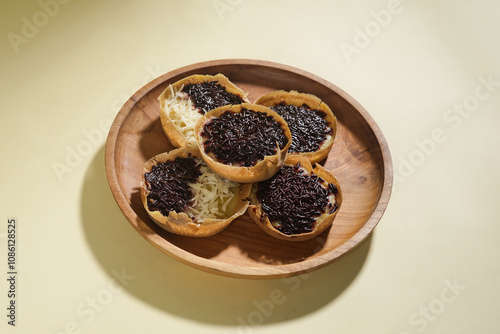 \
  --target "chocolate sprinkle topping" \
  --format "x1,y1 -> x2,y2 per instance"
201,108 -> 288,167
256,163 -> 337,235
144,156 -> 201,217
270,102 -> 332,153
182,81 -> 244,114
